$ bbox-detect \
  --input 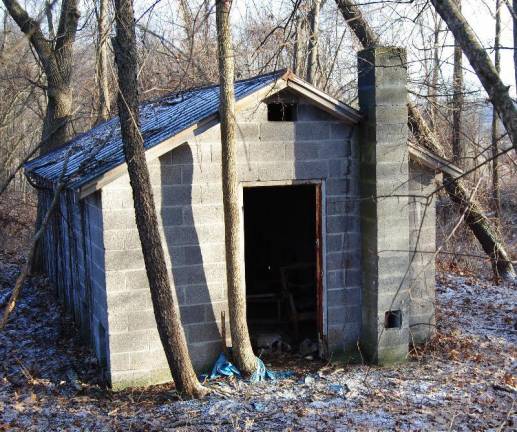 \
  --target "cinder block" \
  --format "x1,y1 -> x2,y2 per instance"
327,215 -> 348,234
185,205 -> 224,226
295,122 -> 330,141
172,263 -> 226,286
293,160 -> 328,179
110,353 -> 130,371
128,309 -> 158,331
188,340 -> 224,372
245,141 -> 285,162
104,229 -> 140,251
130,349 -> 168,370
235,123 -> 260,141
160,184 -> 201,206
260,122 -> 295,141
125,270 -> 150,291
344,305 -> 362,323
285,141 -> 320,160
327,269 -> 345,289
105,271 -> 126,292
327,233 -> 343,252
105,249 -> 144,271
182,282 -> 225,305
159,206 -> 184,227
110,370 -> 150,390
328,159 -> 351,178
319,141 -> 350,159
330,123 -> 353,139
179,304 -> 206,325
326,251 -> 345,271
345,268 -> 363,287
190,164 -> 222,185
186,321 -> 223,343
103,209 -> 137,230
257,161 -> 295,180
108,290 -> 151,314
328,306 -> 345,323
110,331 -> 149,353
